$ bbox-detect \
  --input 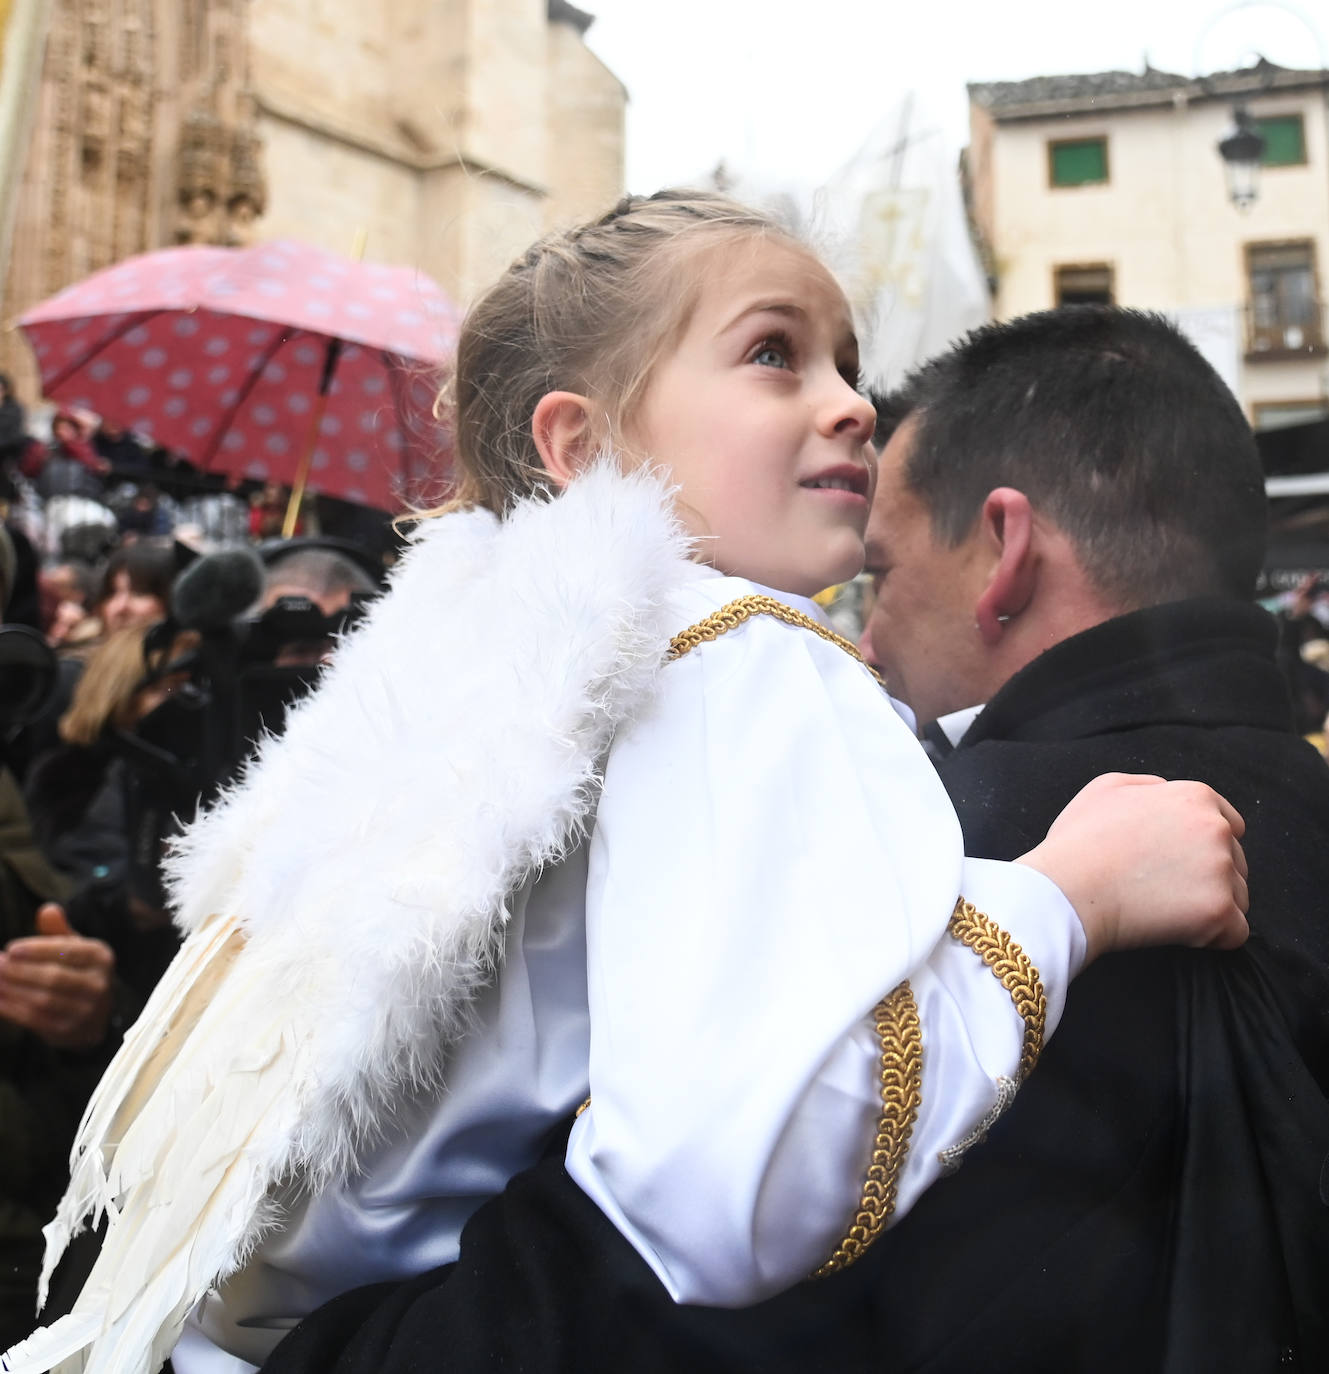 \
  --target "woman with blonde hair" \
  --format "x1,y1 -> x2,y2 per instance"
25,626 -> 195,891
